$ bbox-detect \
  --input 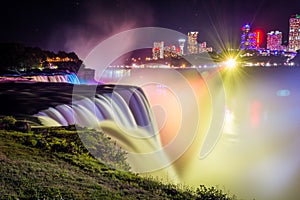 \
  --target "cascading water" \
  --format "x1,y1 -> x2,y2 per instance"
33,84 -> 176,175
35,85 -> 156,133
0,73 -> 81,84
66,73 -> 81,84
80,66 -> 300,200
26,73 -> 80,84
10,66 -> 300,200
